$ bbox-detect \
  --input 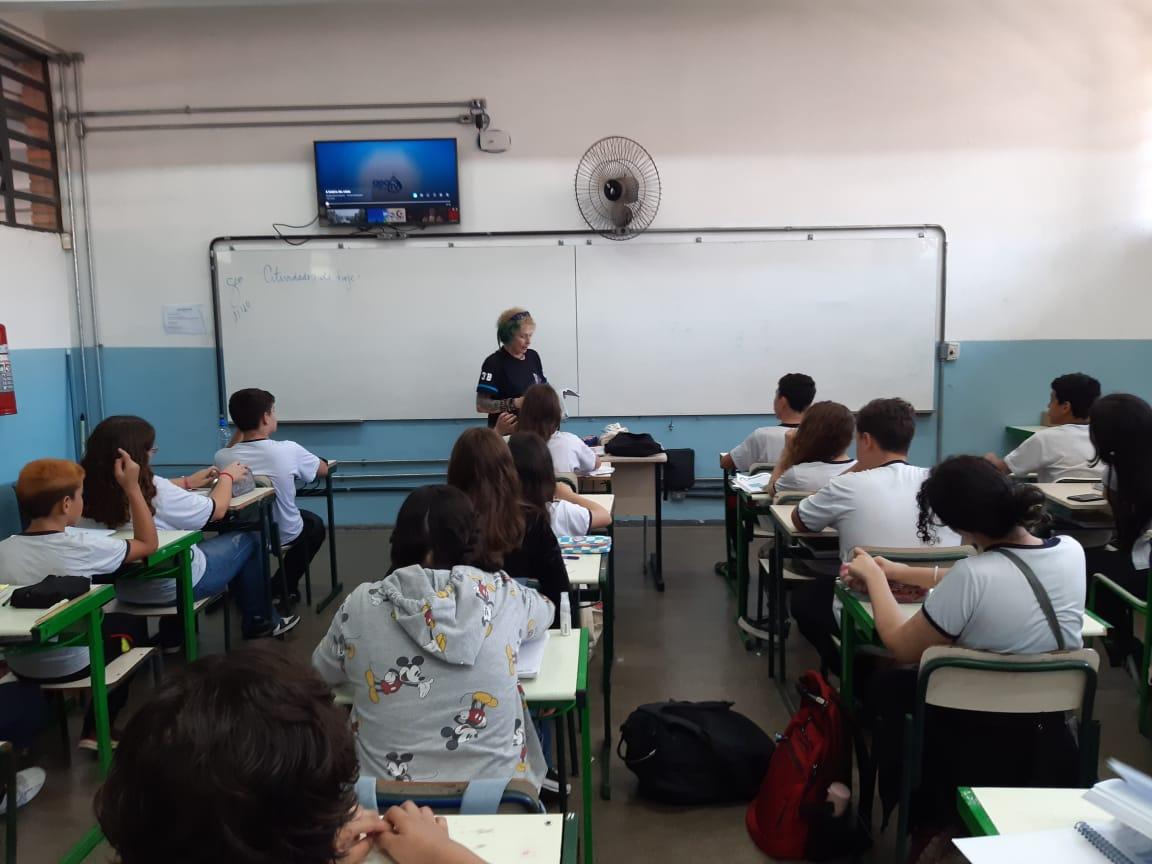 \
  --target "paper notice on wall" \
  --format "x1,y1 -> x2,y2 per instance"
162,305 -> 208,336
